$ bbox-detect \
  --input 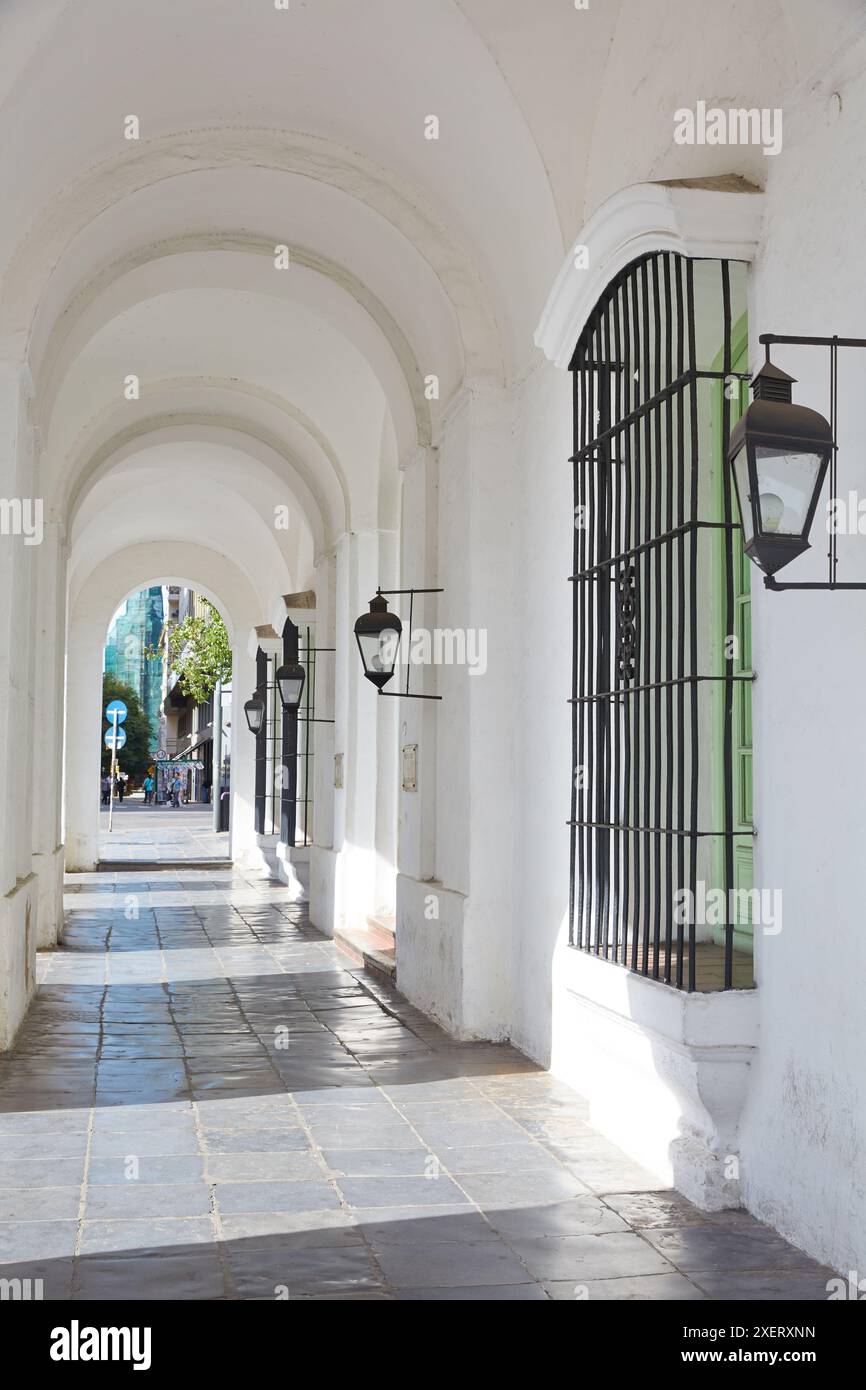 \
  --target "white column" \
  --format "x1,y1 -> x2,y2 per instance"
64,612 -> 104,872
396,445 -> 439,887
31,516 -> 67,945
0,352 -> 39,1046
396,382 -> 517,1040
334,532 -> 377,932
309,550 -> 337,931
316,531 -> 390,936
373,526 -> 400,921
228,641 -> 261,867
